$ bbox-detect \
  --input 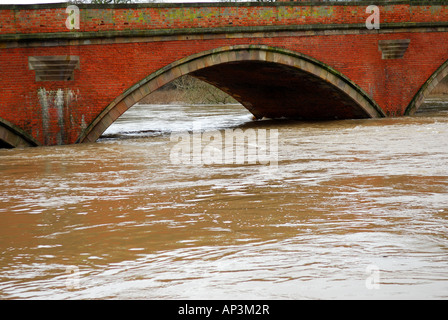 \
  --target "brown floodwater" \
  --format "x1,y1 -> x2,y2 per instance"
0,100 -> 447,299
